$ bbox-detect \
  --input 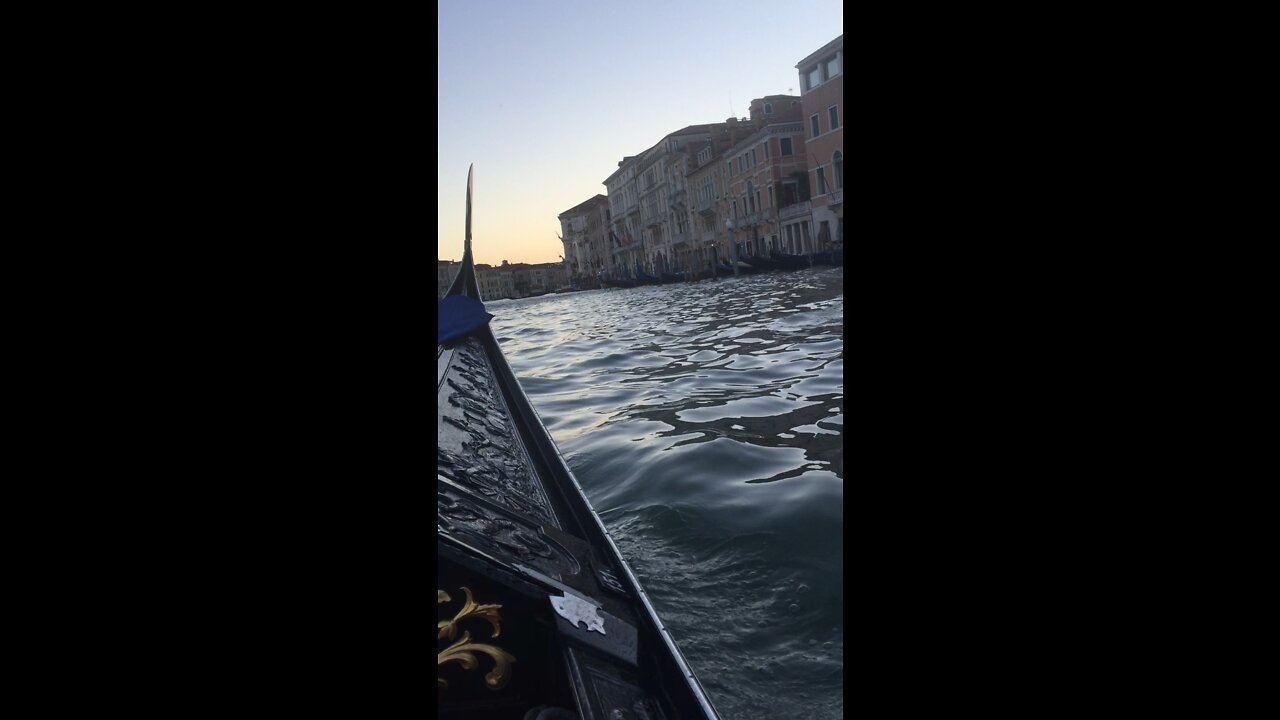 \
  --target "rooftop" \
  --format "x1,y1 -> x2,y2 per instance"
796,34 -> 843,70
